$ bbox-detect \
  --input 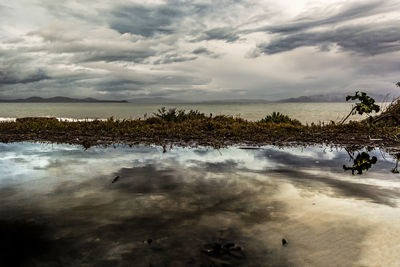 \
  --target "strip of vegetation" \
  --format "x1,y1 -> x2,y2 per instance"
0,109 -> 398,149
